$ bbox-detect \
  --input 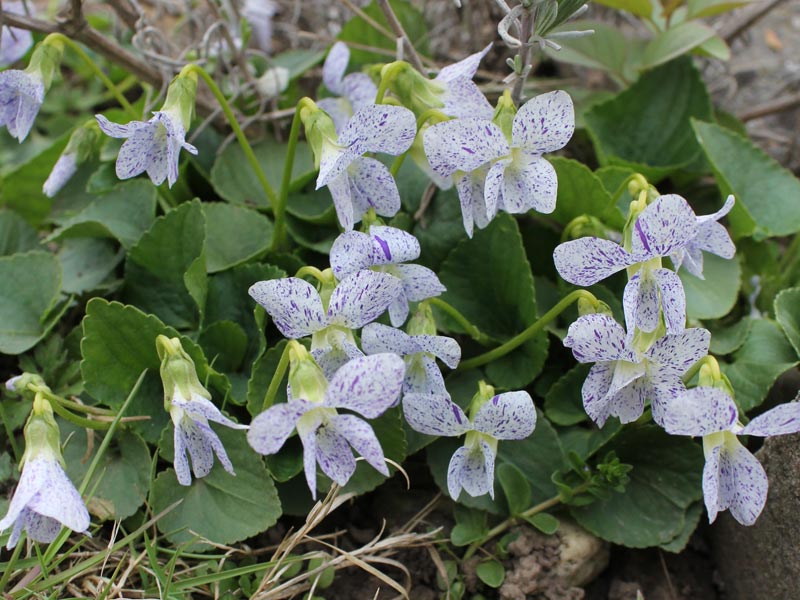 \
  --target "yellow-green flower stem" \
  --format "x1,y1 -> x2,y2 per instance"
44,34 -> 137,118
295,265 -> 332,286
274,98 -> 317,252
375,61 -> 406,104
178,64 -> 279,213
41,370 -> 147,565
683,354 -> 722,385
48,401 -> 111,430
461,481 -> 592,560
262,342 -> 292,412
28,385 -> 115,416
425,298 -> 493,346
458,290 -> 600,371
